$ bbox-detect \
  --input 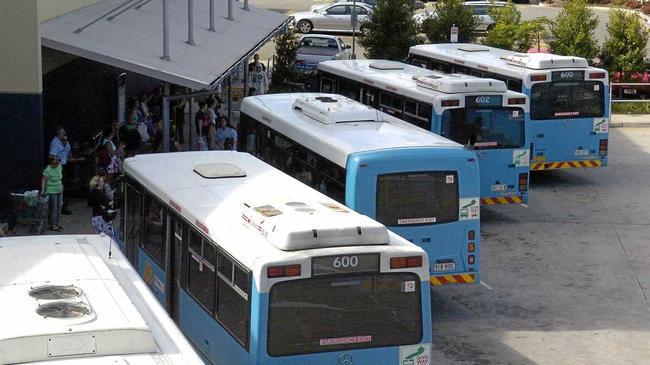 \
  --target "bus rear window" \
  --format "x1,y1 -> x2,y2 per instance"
442,108 -> 525,150
531,80 -> 604,120
376,172 -> 459,226
268,273 -> 422,357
